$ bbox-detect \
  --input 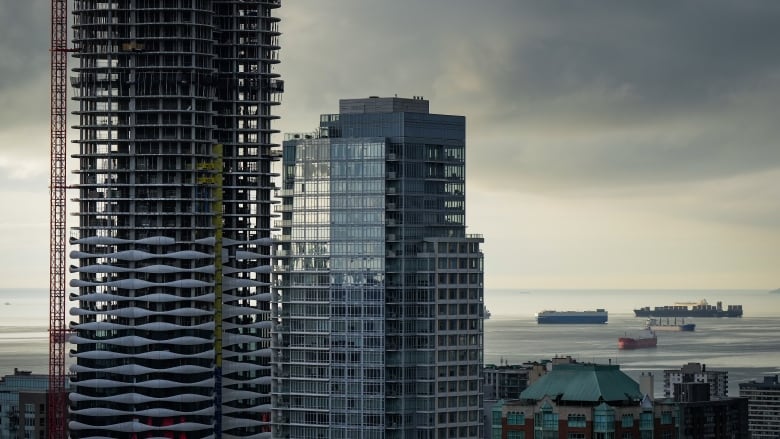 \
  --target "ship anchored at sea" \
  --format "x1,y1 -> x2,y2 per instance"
535,309 -> 608,324
645,317 -> 695,332
634,299 -> 742,318
618,328 -> 657,350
